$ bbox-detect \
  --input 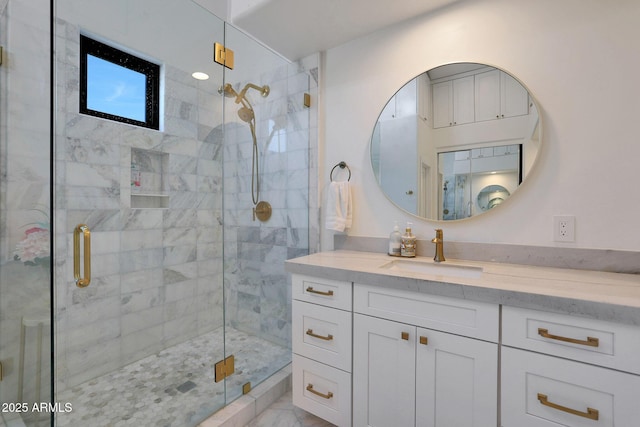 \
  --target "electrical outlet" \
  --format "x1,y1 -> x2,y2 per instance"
553,215 -> 575,242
